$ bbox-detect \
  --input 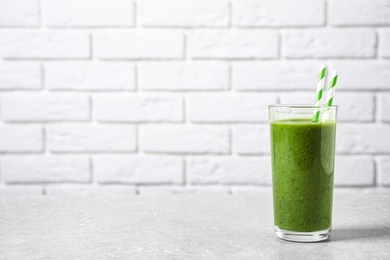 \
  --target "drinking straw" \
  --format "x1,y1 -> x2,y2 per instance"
312,64 -> 327,122
322,70 -> 338,121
